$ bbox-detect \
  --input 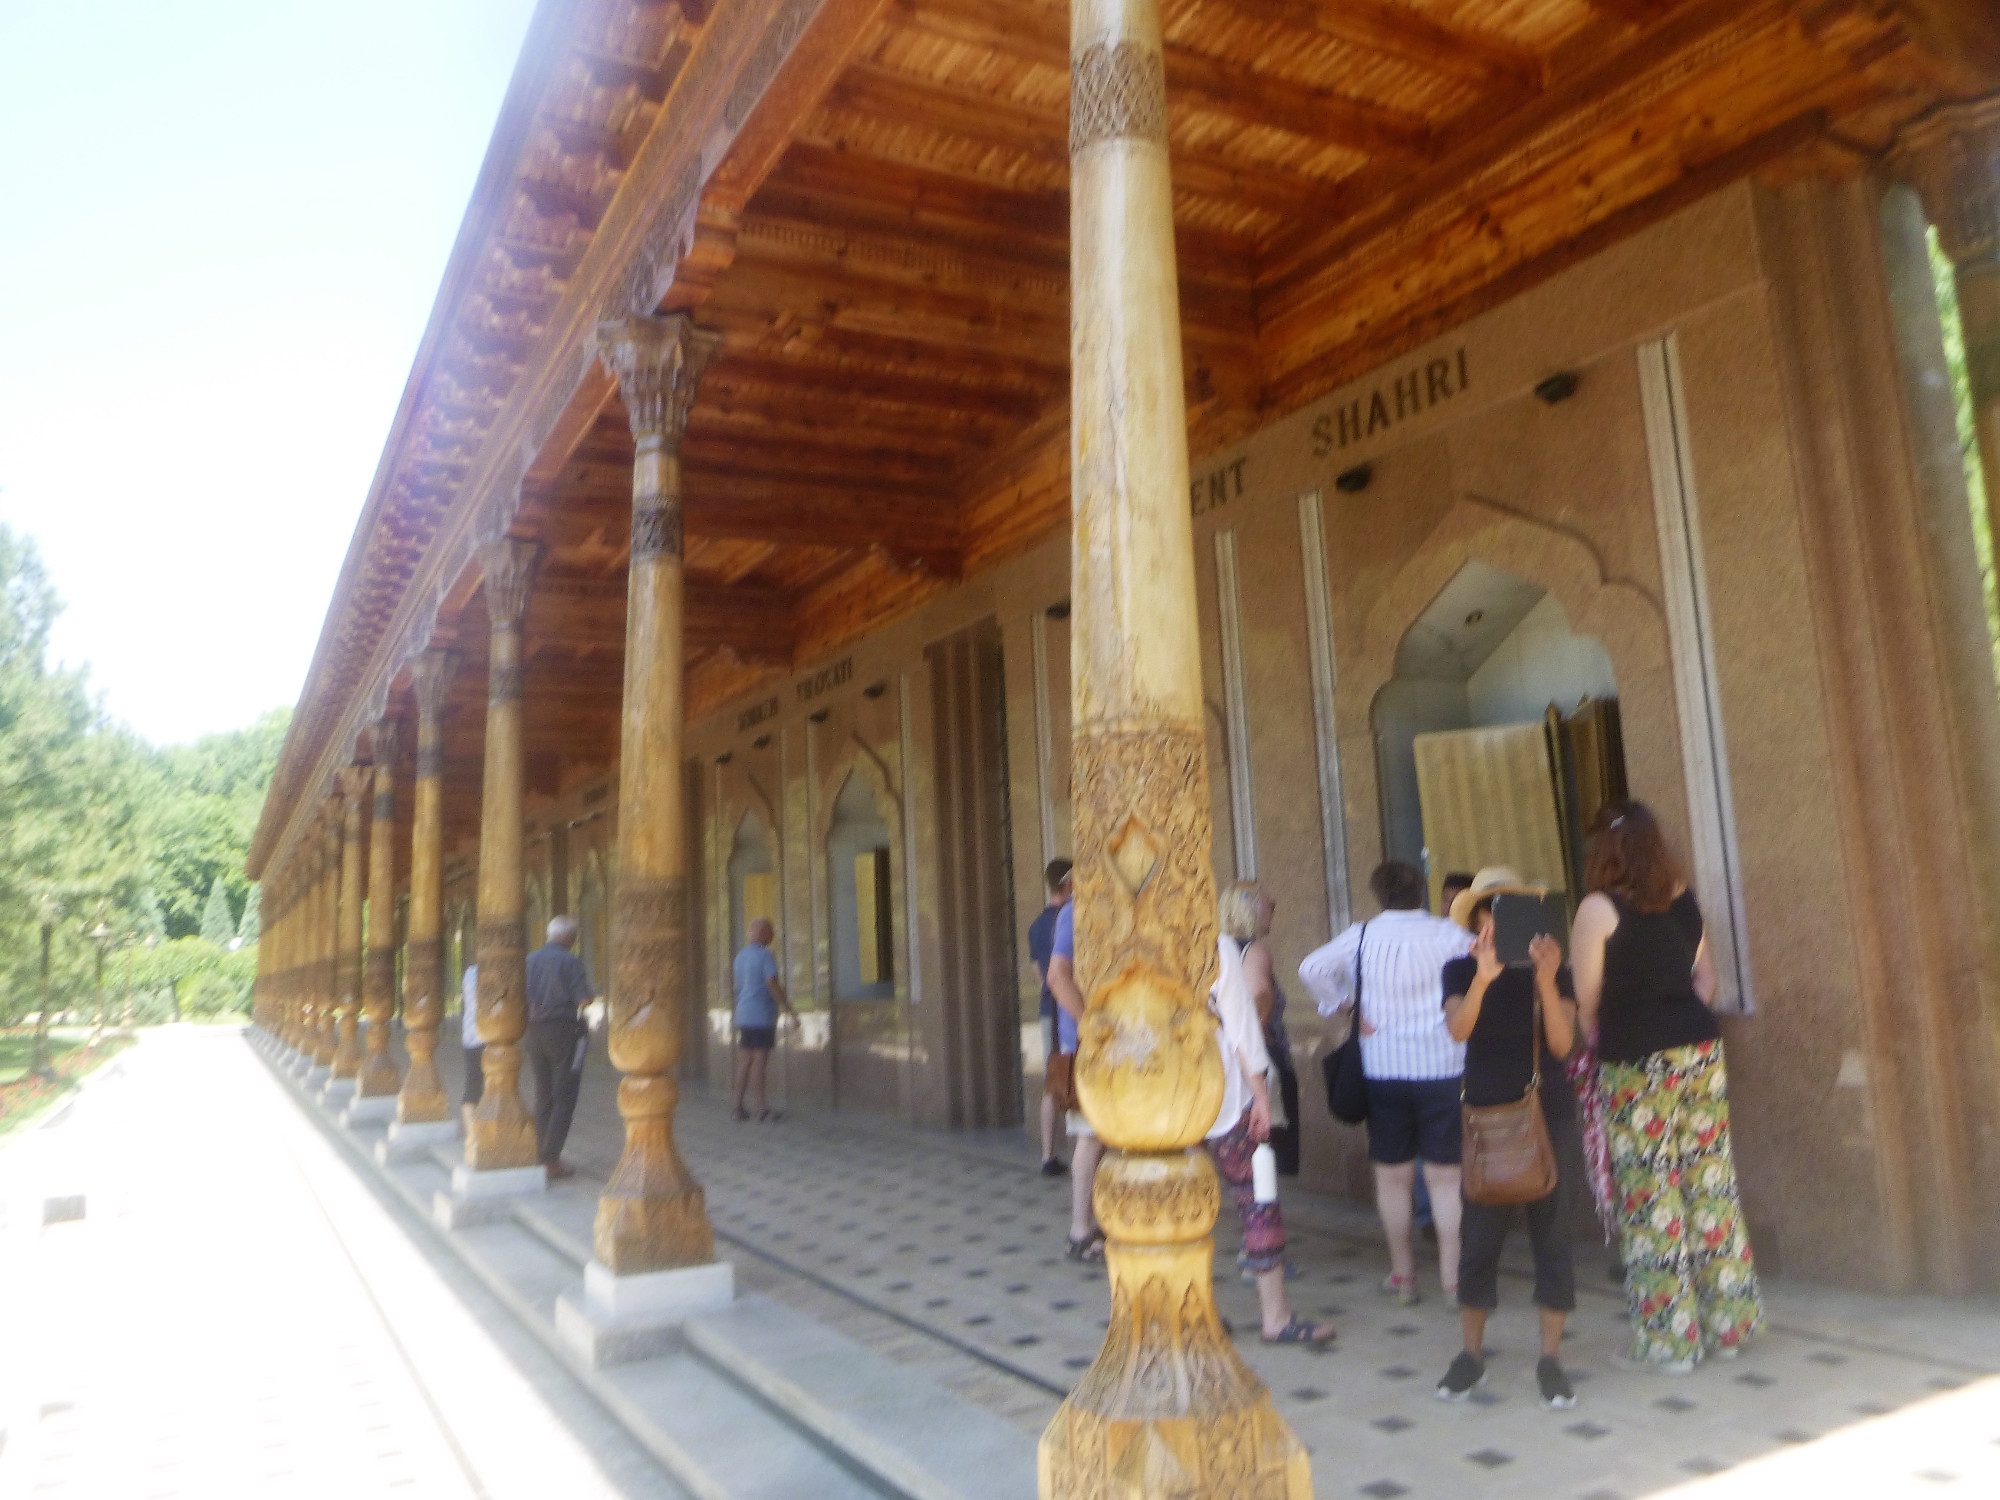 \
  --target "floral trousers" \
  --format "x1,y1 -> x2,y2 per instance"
1601,1039 -> 1764,1365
